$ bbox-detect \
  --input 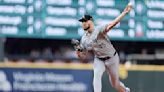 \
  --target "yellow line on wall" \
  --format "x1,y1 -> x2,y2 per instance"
126,65 -> 164,72
0,62 -> 93,70
0,63 -> 164,72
